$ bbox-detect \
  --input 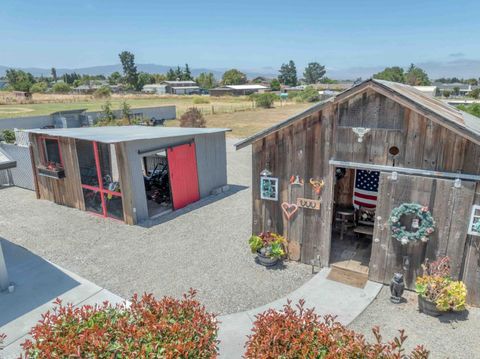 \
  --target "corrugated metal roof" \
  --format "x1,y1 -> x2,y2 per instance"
235,79 -> 480,150
372,79 -> 480,138
26,126 -> 230,144
226,85 -> 269,90
0,147 -> 16,170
